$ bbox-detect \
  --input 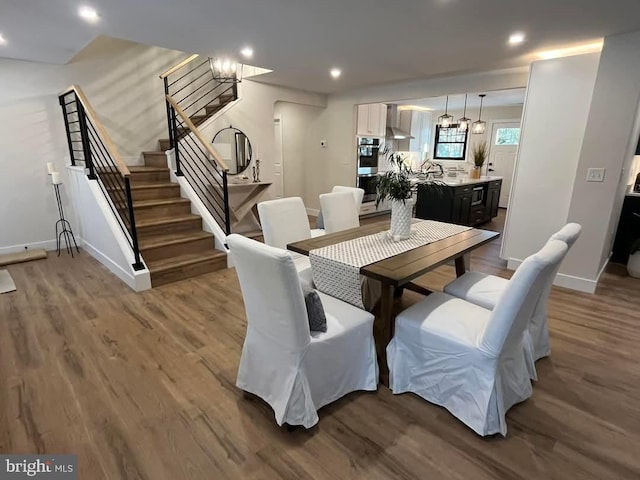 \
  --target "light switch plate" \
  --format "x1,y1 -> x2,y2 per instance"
587,168 -> 606,182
